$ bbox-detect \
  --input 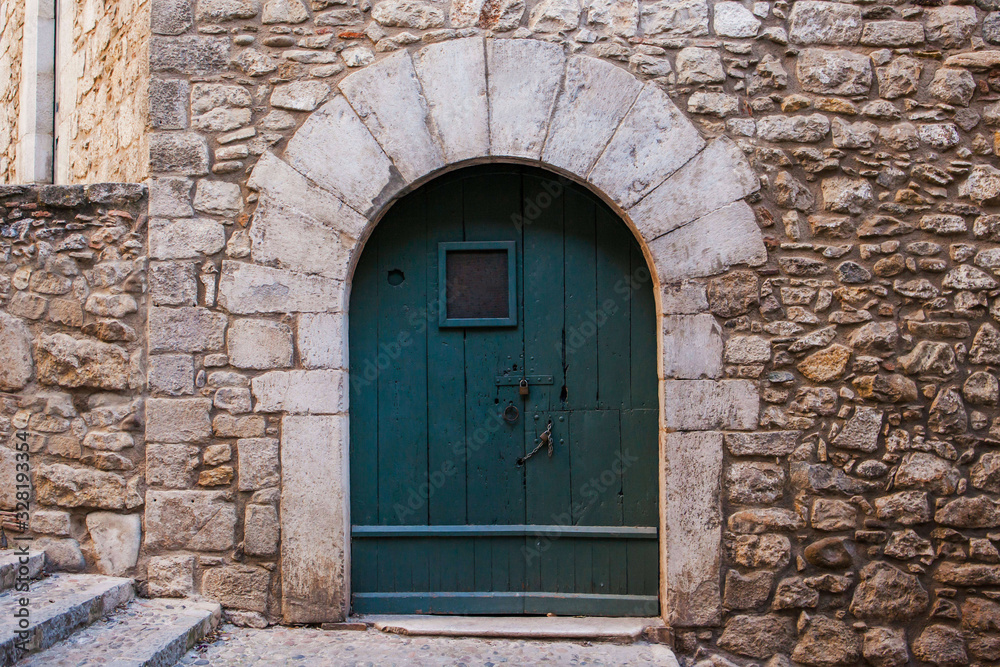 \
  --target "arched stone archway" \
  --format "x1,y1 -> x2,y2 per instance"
221,36 -> 768,625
